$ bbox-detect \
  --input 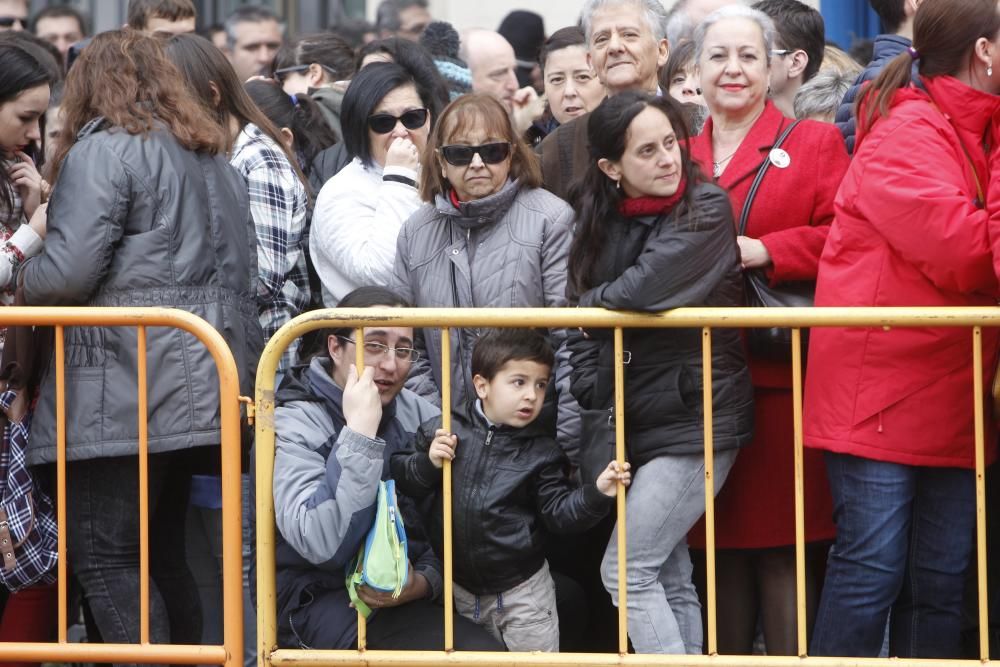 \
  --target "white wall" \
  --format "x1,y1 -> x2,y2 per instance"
391,0 -> 818,40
